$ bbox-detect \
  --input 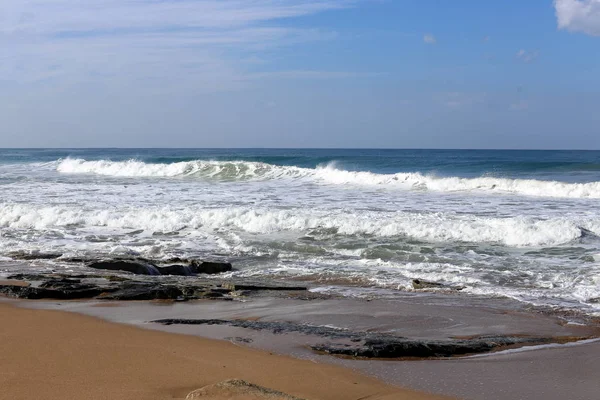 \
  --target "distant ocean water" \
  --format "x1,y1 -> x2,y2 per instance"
1,149 -> 600,314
